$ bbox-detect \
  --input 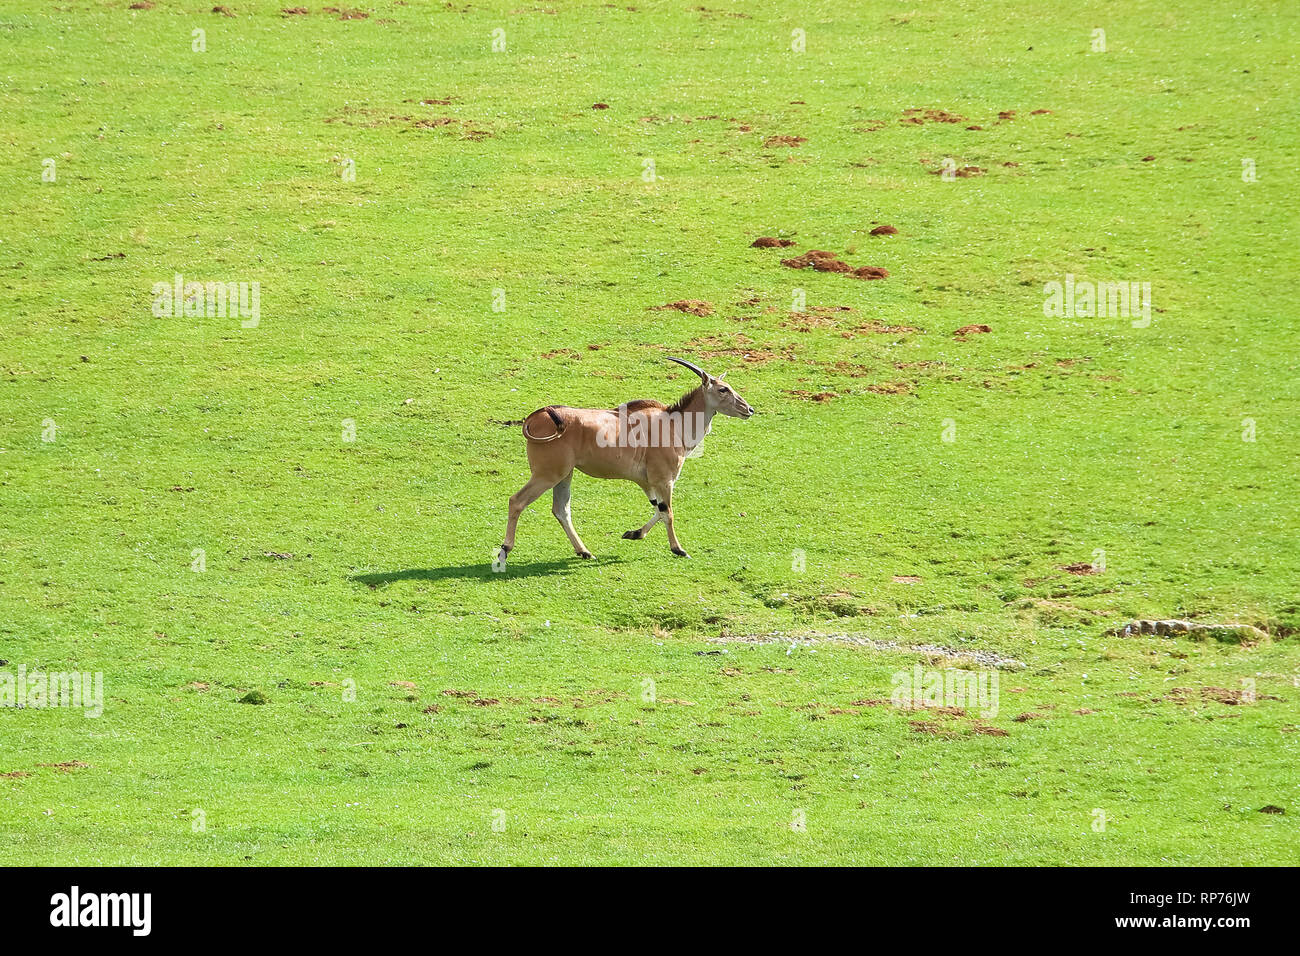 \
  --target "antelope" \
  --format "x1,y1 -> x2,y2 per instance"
496,357 -> 754,567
